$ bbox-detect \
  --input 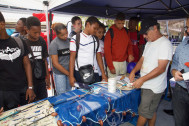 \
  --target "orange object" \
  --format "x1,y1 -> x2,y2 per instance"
120,75 -> 126,80
122,111 -> 127,116
185,62 -> 189,67
82,116 -> 87,122
132,112 -> 136,117
57,120 -> 63,126
112,109 -> 115,113
99,120 -> 103,126
51,112 -> 58,116
105,109 -> 108,114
